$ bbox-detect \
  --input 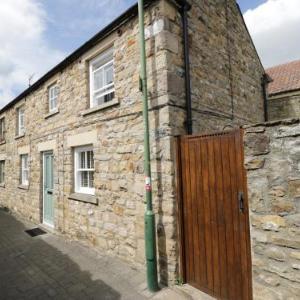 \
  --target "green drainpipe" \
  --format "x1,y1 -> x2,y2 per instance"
138,0 -> 159,292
